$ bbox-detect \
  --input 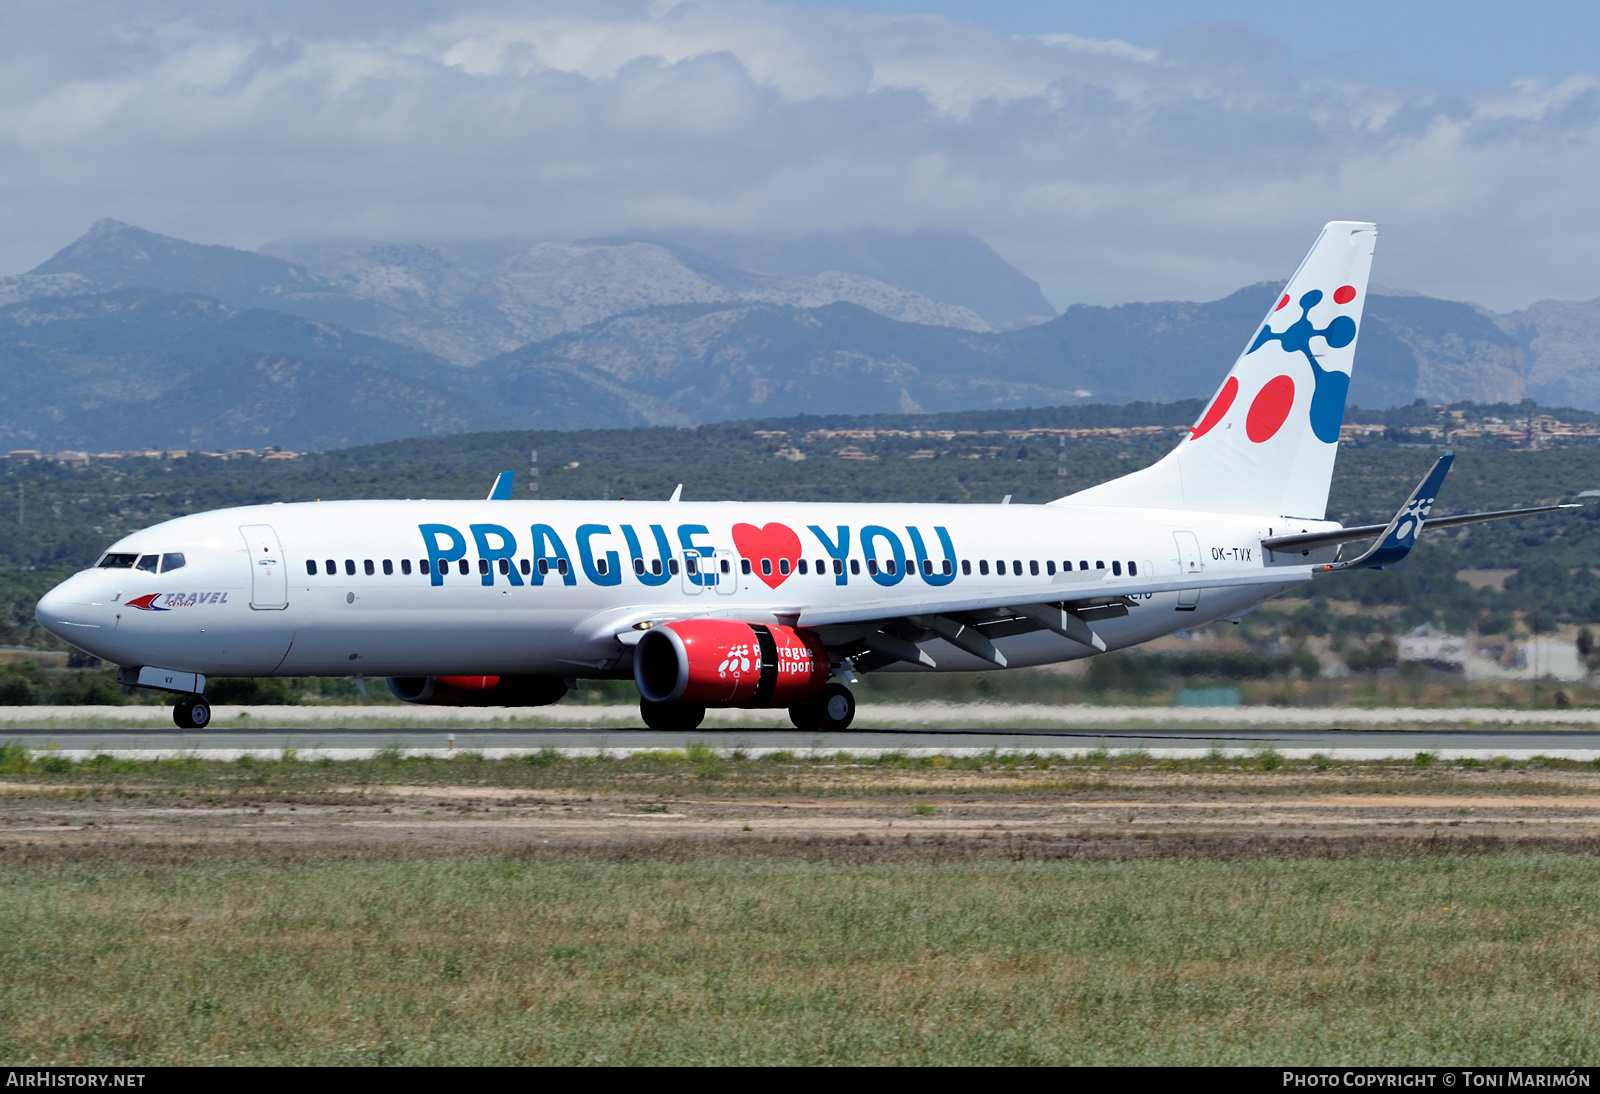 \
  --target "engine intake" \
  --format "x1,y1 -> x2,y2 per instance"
386,675 -> 568,707
634,620 -> 829,706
